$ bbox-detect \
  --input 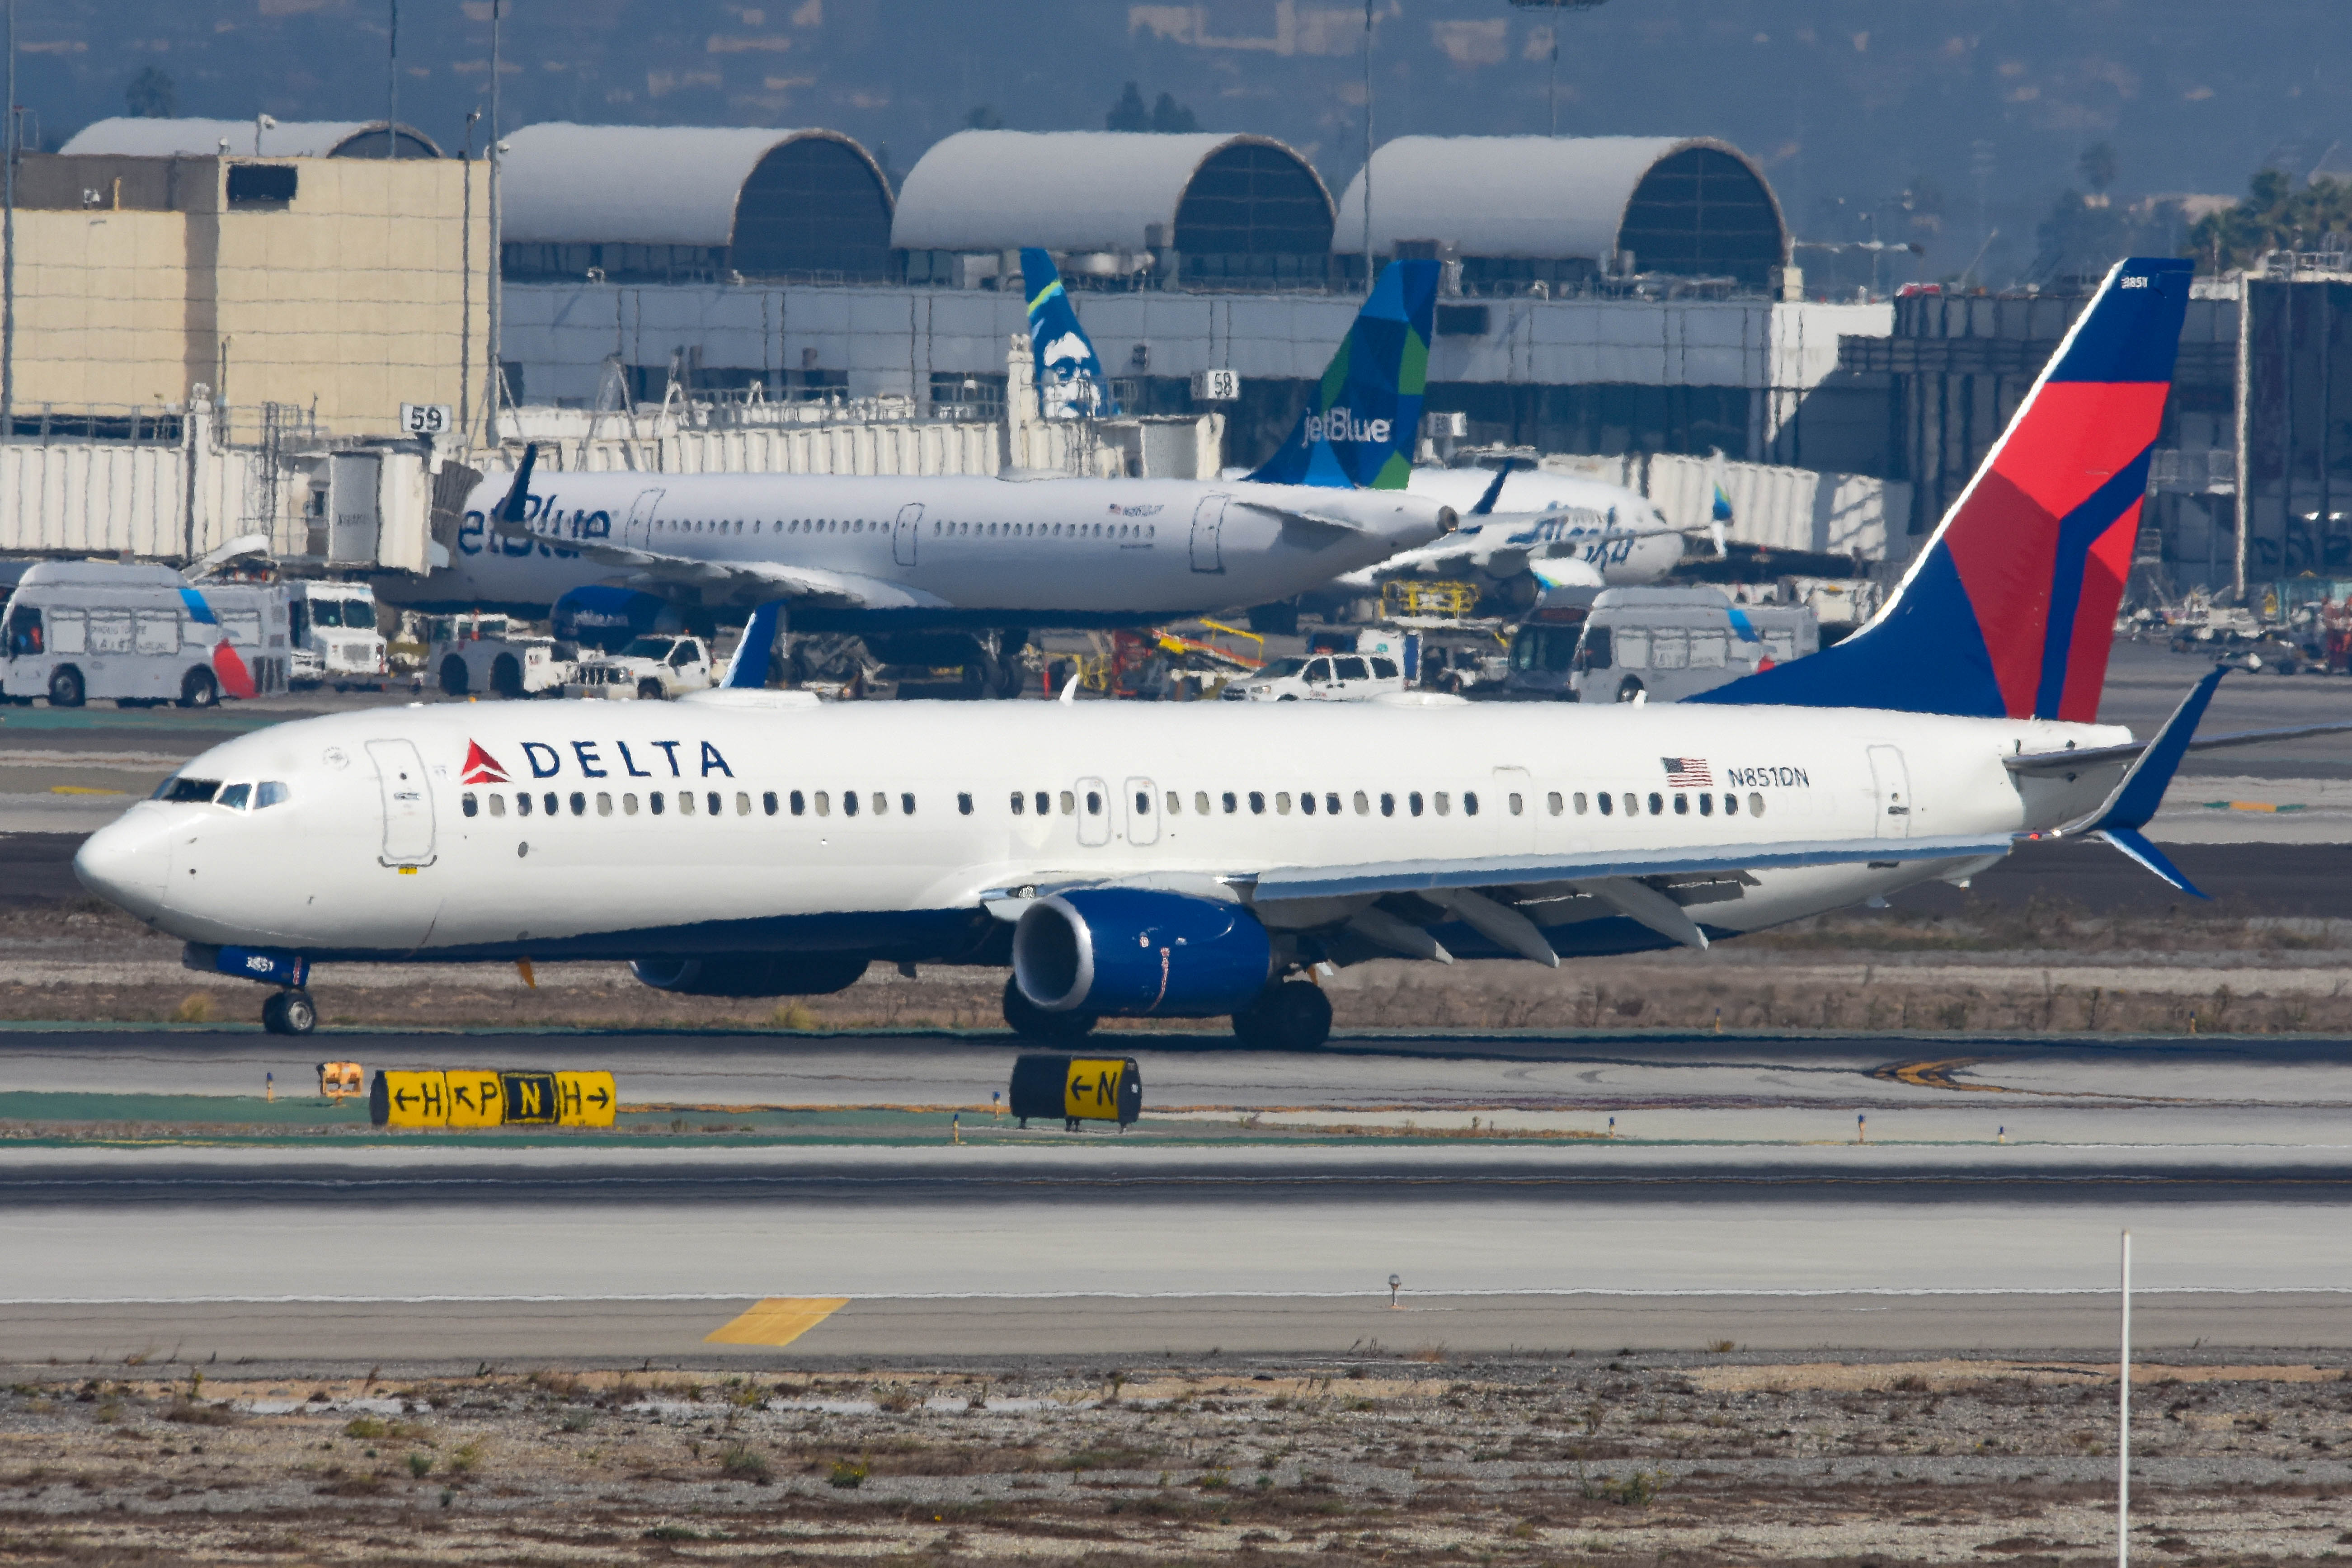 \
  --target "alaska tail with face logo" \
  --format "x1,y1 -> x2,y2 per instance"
1690,256 -> 2193,720
1019,249 -> 1119,420
1245,259 -> 1439,491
